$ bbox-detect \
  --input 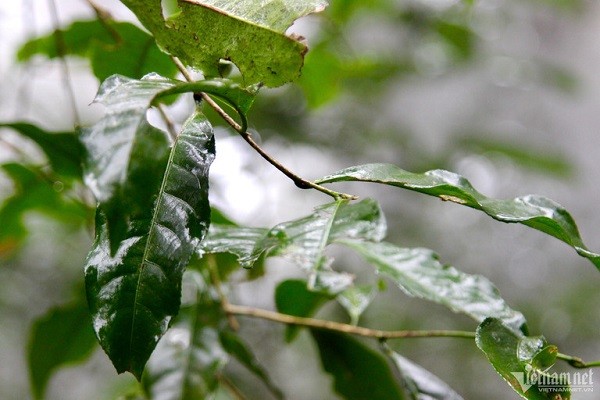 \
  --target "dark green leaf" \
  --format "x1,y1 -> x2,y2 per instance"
318,164 -> 600,270
84,107 -> 215,379
28,302 -> 98,400
339,240 -> 527,334
203,199 -> 386,294
120,0 -> 327,87
311,329 -> 406,400
18,20 -> 177,81
382,344 -> 464,400
275,279 -> 332,342
0,123 -> 83,179
142,271 -> 228,399
476,318 -> 570,400
219,330 -> 284,400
